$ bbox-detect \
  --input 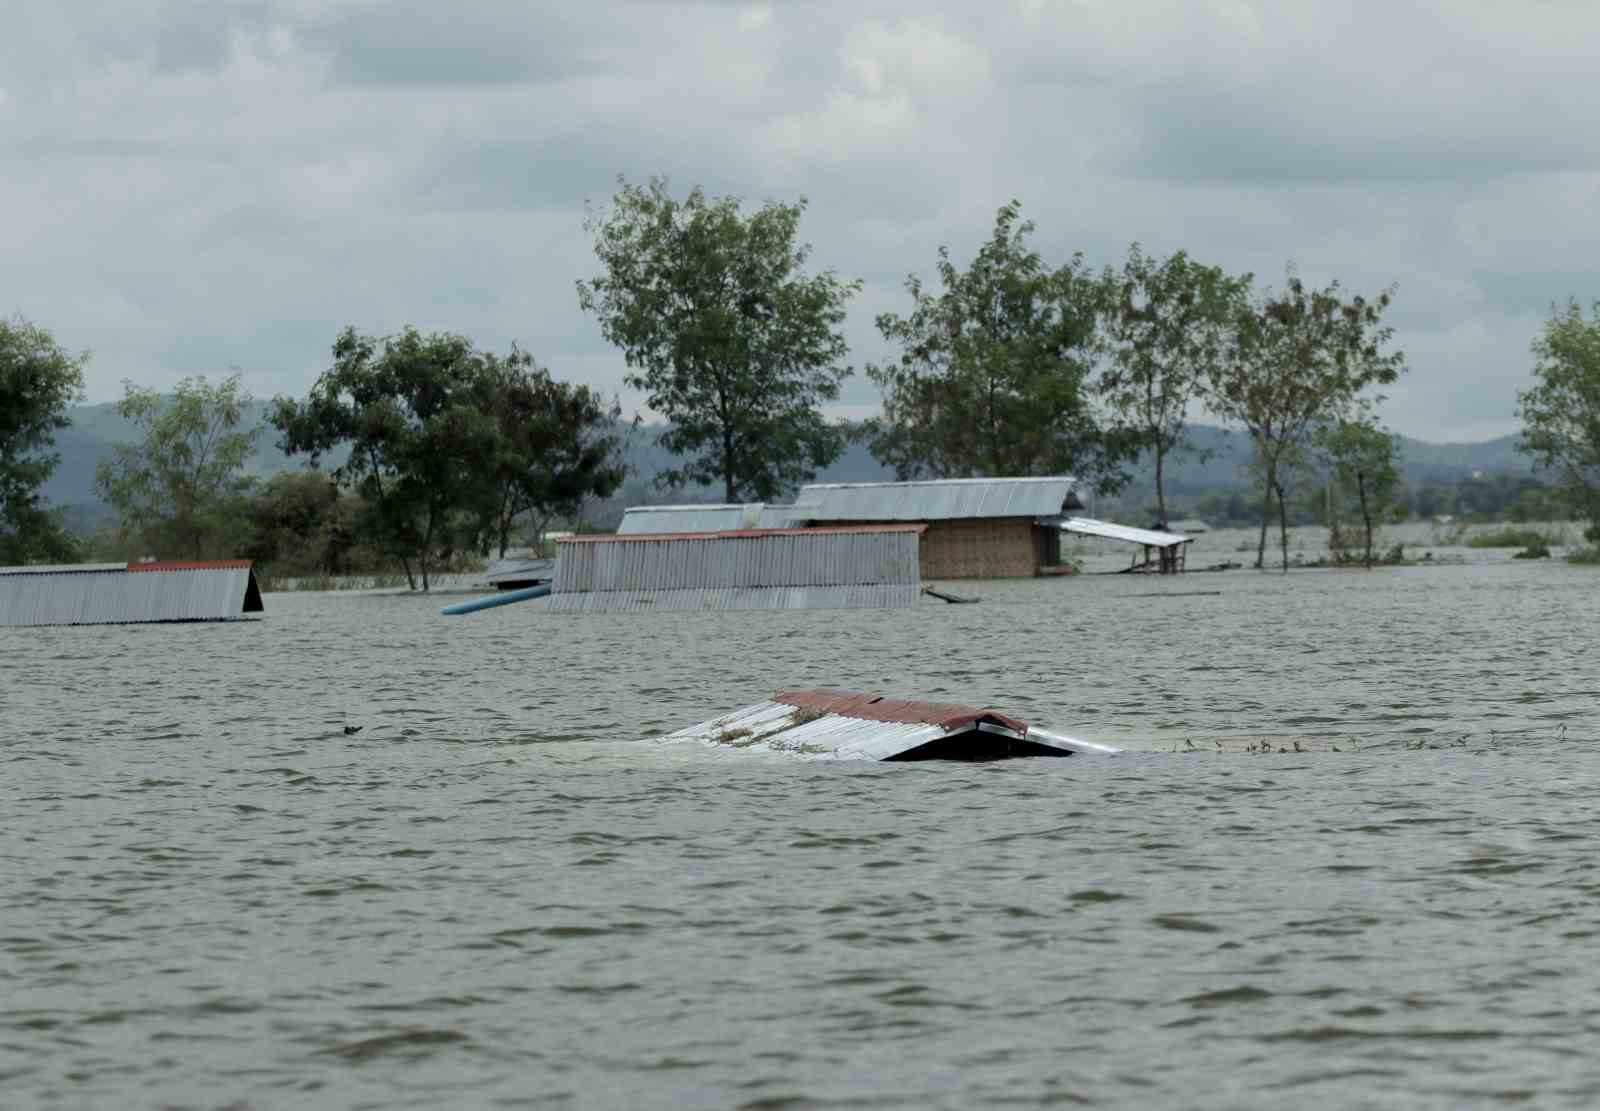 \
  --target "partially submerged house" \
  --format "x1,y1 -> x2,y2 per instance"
0,561 -> 265,627
540,524 -> 925,612
786,477 -> 1084,579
